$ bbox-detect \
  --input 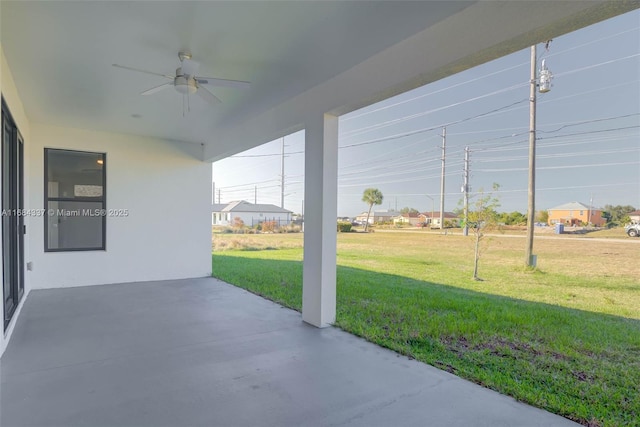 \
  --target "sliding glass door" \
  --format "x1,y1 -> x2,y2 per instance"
2,98 -> 25,330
